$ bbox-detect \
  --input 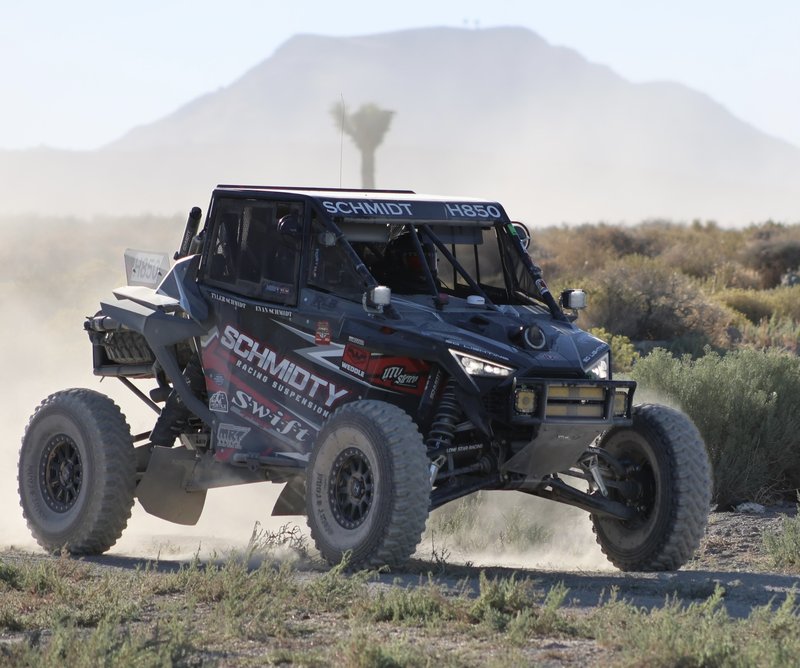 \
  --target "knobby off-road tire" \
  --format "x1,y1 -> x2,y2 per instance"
18,389 -> 136,555
591,403 -> 712,571
306,400 -> 430,569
